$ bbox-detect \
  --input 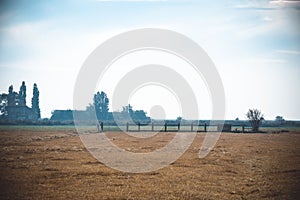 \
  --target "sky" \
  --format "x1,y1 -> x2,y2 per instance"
0,0 -> 299,120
